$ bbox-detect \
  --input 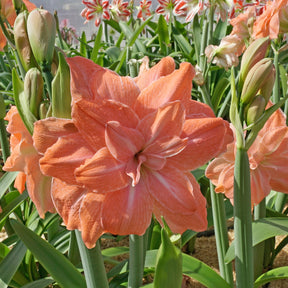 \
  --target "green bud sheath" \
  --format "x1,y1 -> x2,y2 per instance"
154,228 -> 182,288
246,95 -> 266,126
